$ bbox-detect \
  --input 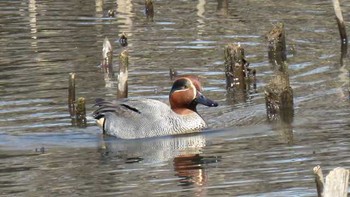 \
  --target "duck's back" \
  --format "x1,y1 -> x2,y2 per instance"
93,99 -> 206,139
